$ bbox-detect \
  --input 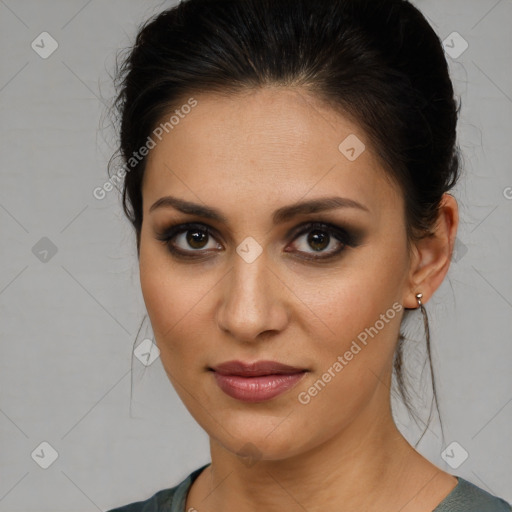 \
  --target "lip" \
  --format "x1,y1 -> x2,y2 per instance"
209,360 -> 308,403
211,360 -> 306,376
